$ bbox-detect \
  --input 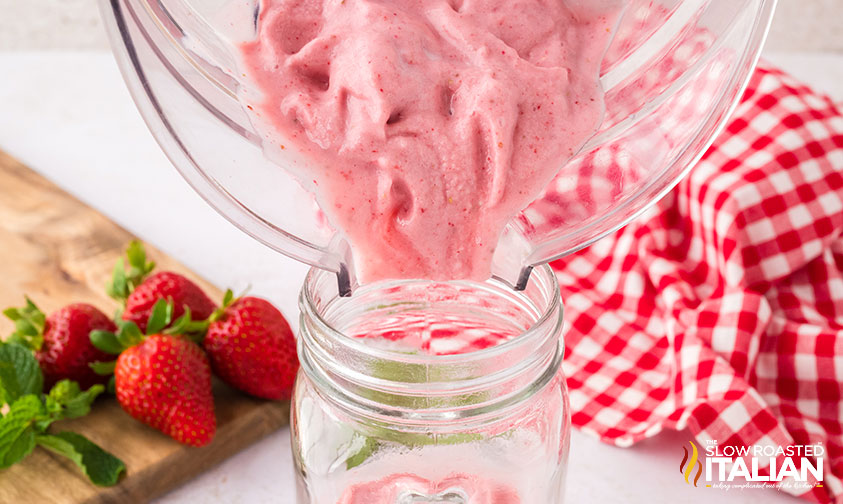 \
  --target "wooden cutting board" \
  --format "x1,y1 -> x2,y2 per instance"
0,151 -> 290,503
